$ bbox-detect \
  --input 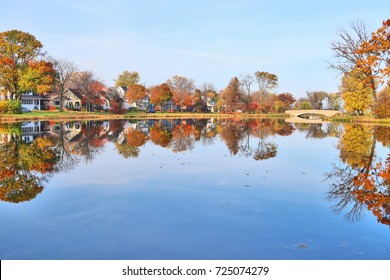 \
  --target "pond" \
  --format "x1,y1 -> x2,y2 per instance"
0,118 -> 389,260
